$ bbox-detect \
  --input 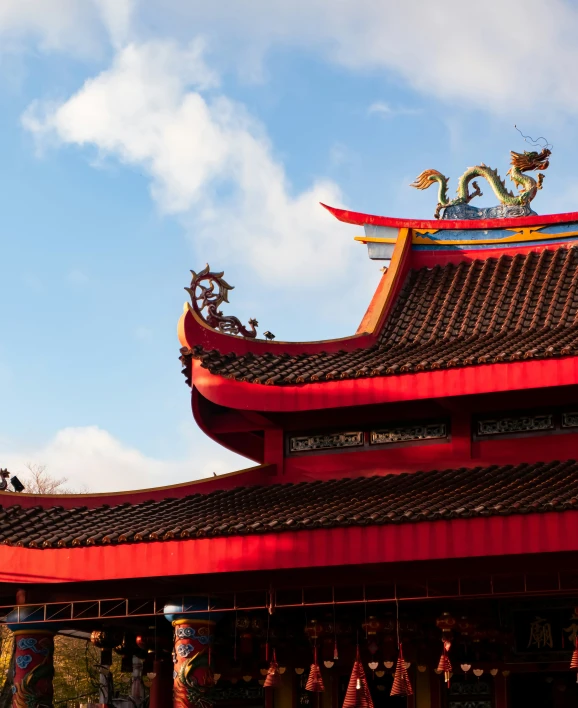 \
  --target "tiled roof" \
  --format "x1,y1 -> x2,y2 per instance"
184,246 -> 578,385
3,460 -> 578,549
